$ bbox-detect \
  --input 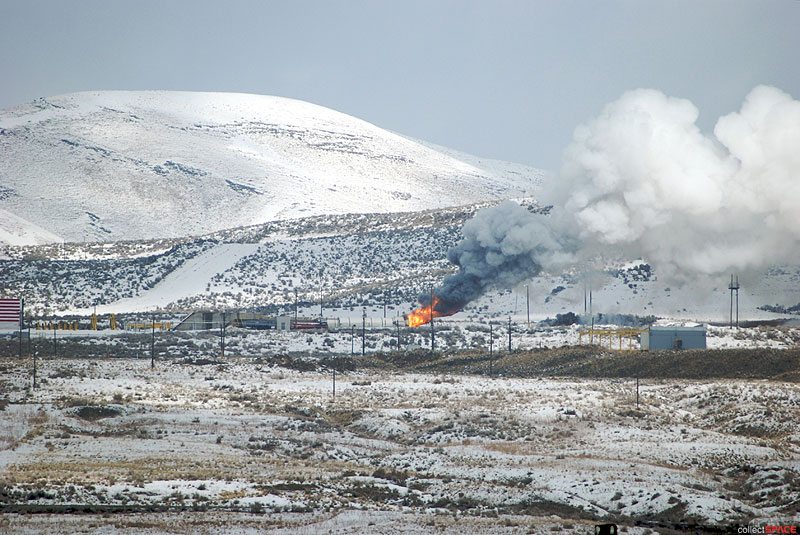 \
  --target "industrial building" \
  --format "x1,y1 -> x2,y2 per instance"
174,311 -> 229,331
641,325 -> 707,350
579,324 -> 707,351
173,311 -> 329,332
